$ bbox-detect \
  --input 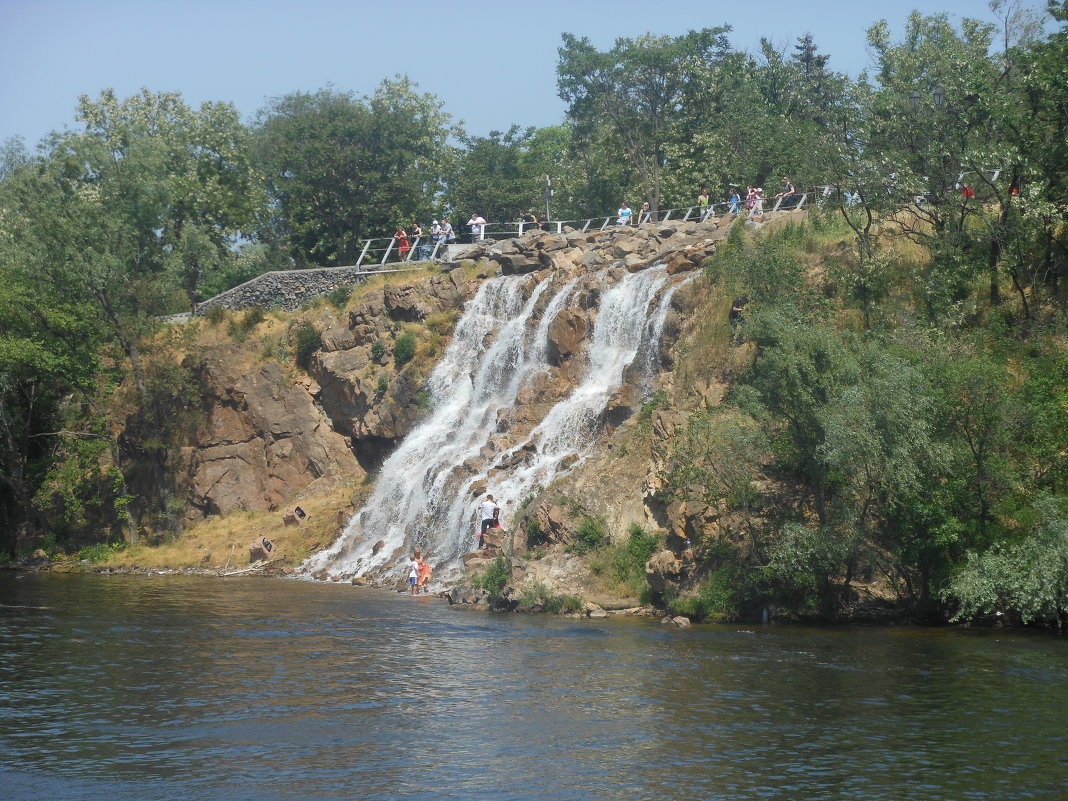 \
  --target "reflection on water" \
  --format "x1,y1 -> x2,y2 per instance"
1,573 -> 1065,801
